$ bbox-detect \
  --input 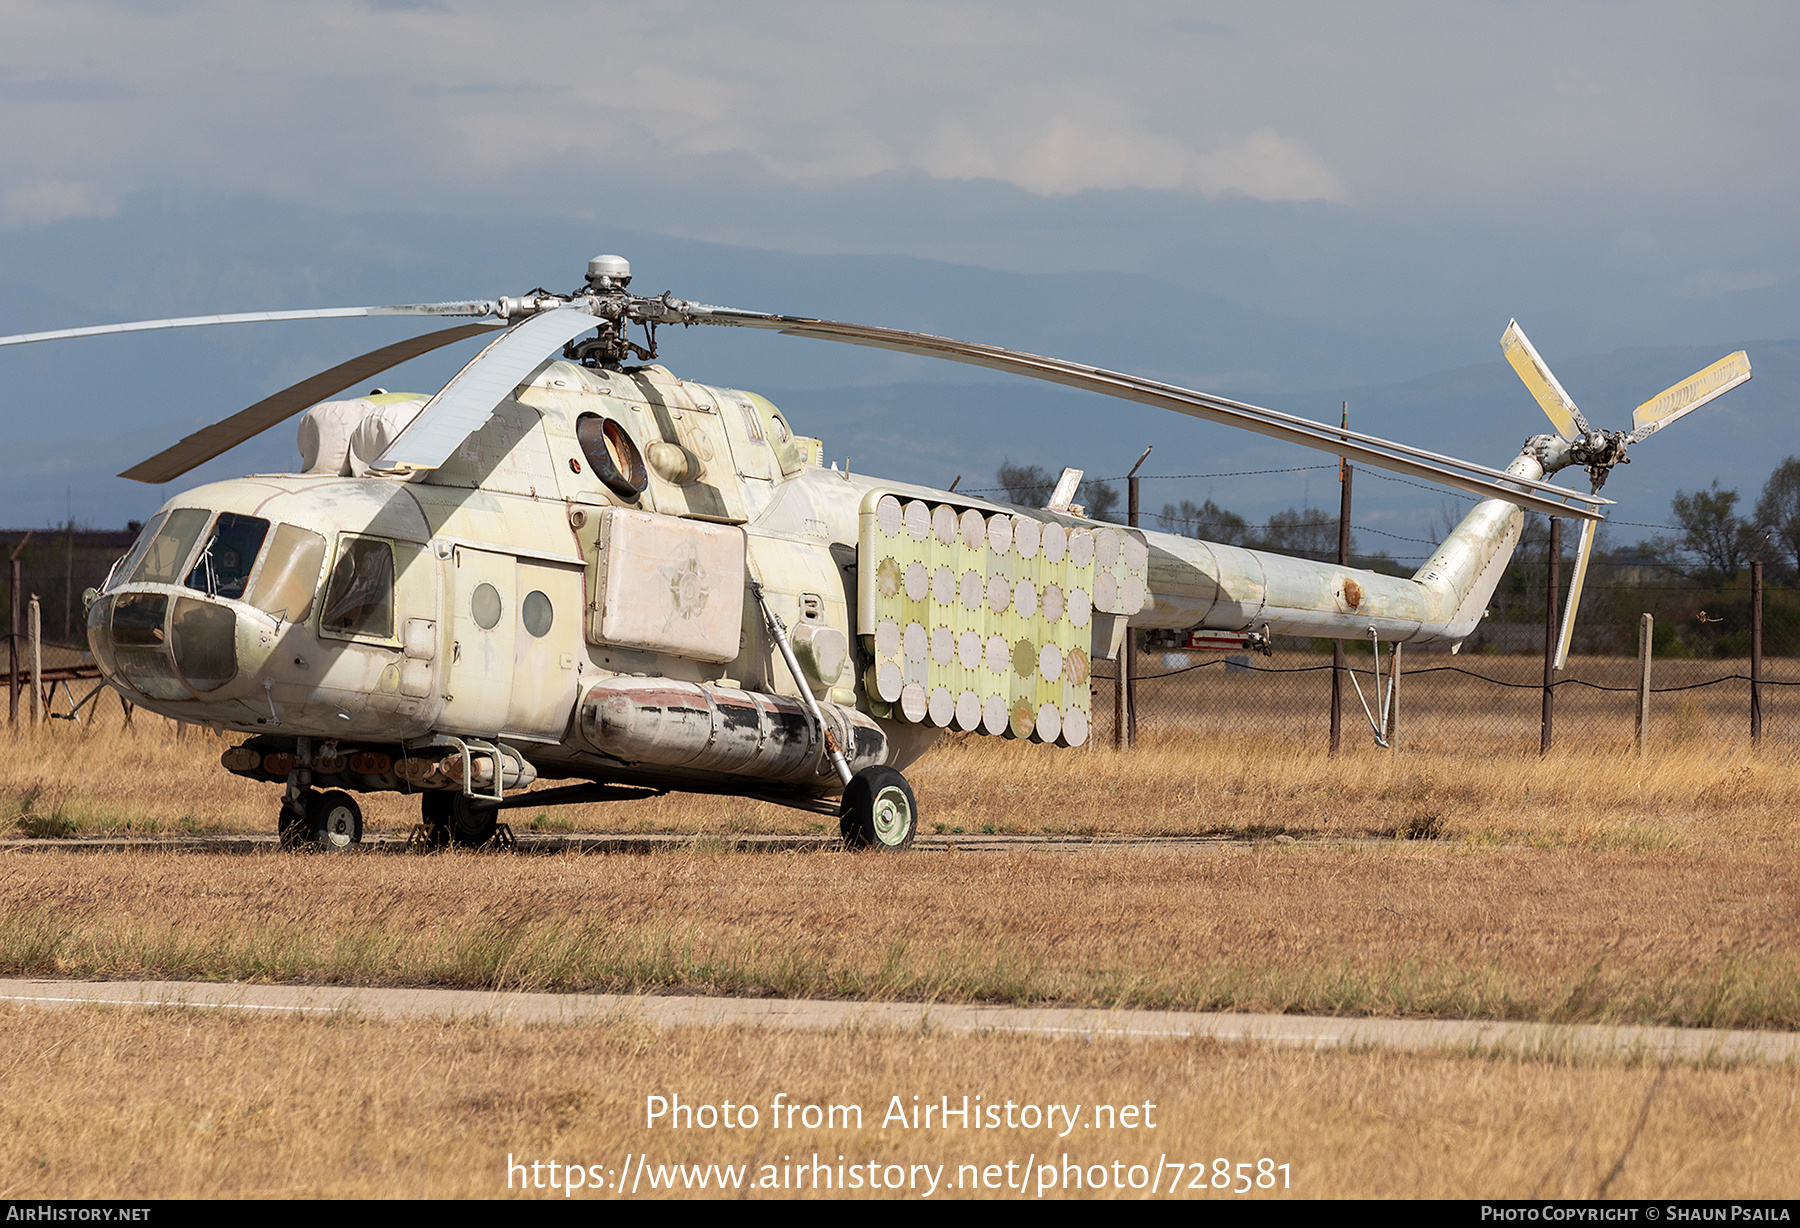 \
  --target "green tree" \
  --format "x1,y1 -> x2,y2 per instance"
995,462 -> 1120,520
1670,480 -> 1757,585
996,461 -> 1054,505
1077,478 -> 1120,521
1156,498 -> 1250,544
1255,506 -> 1347,562
1753,456 -> 1800,574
